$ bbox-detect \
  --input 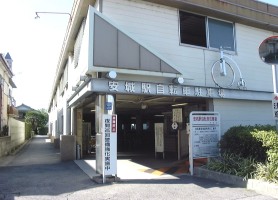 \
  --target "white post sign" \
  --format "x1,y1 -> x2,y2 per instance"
102,114 -> 117,176
155,123 -> 164,158
189,112 -> 220,175
272,93 -> 278,119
